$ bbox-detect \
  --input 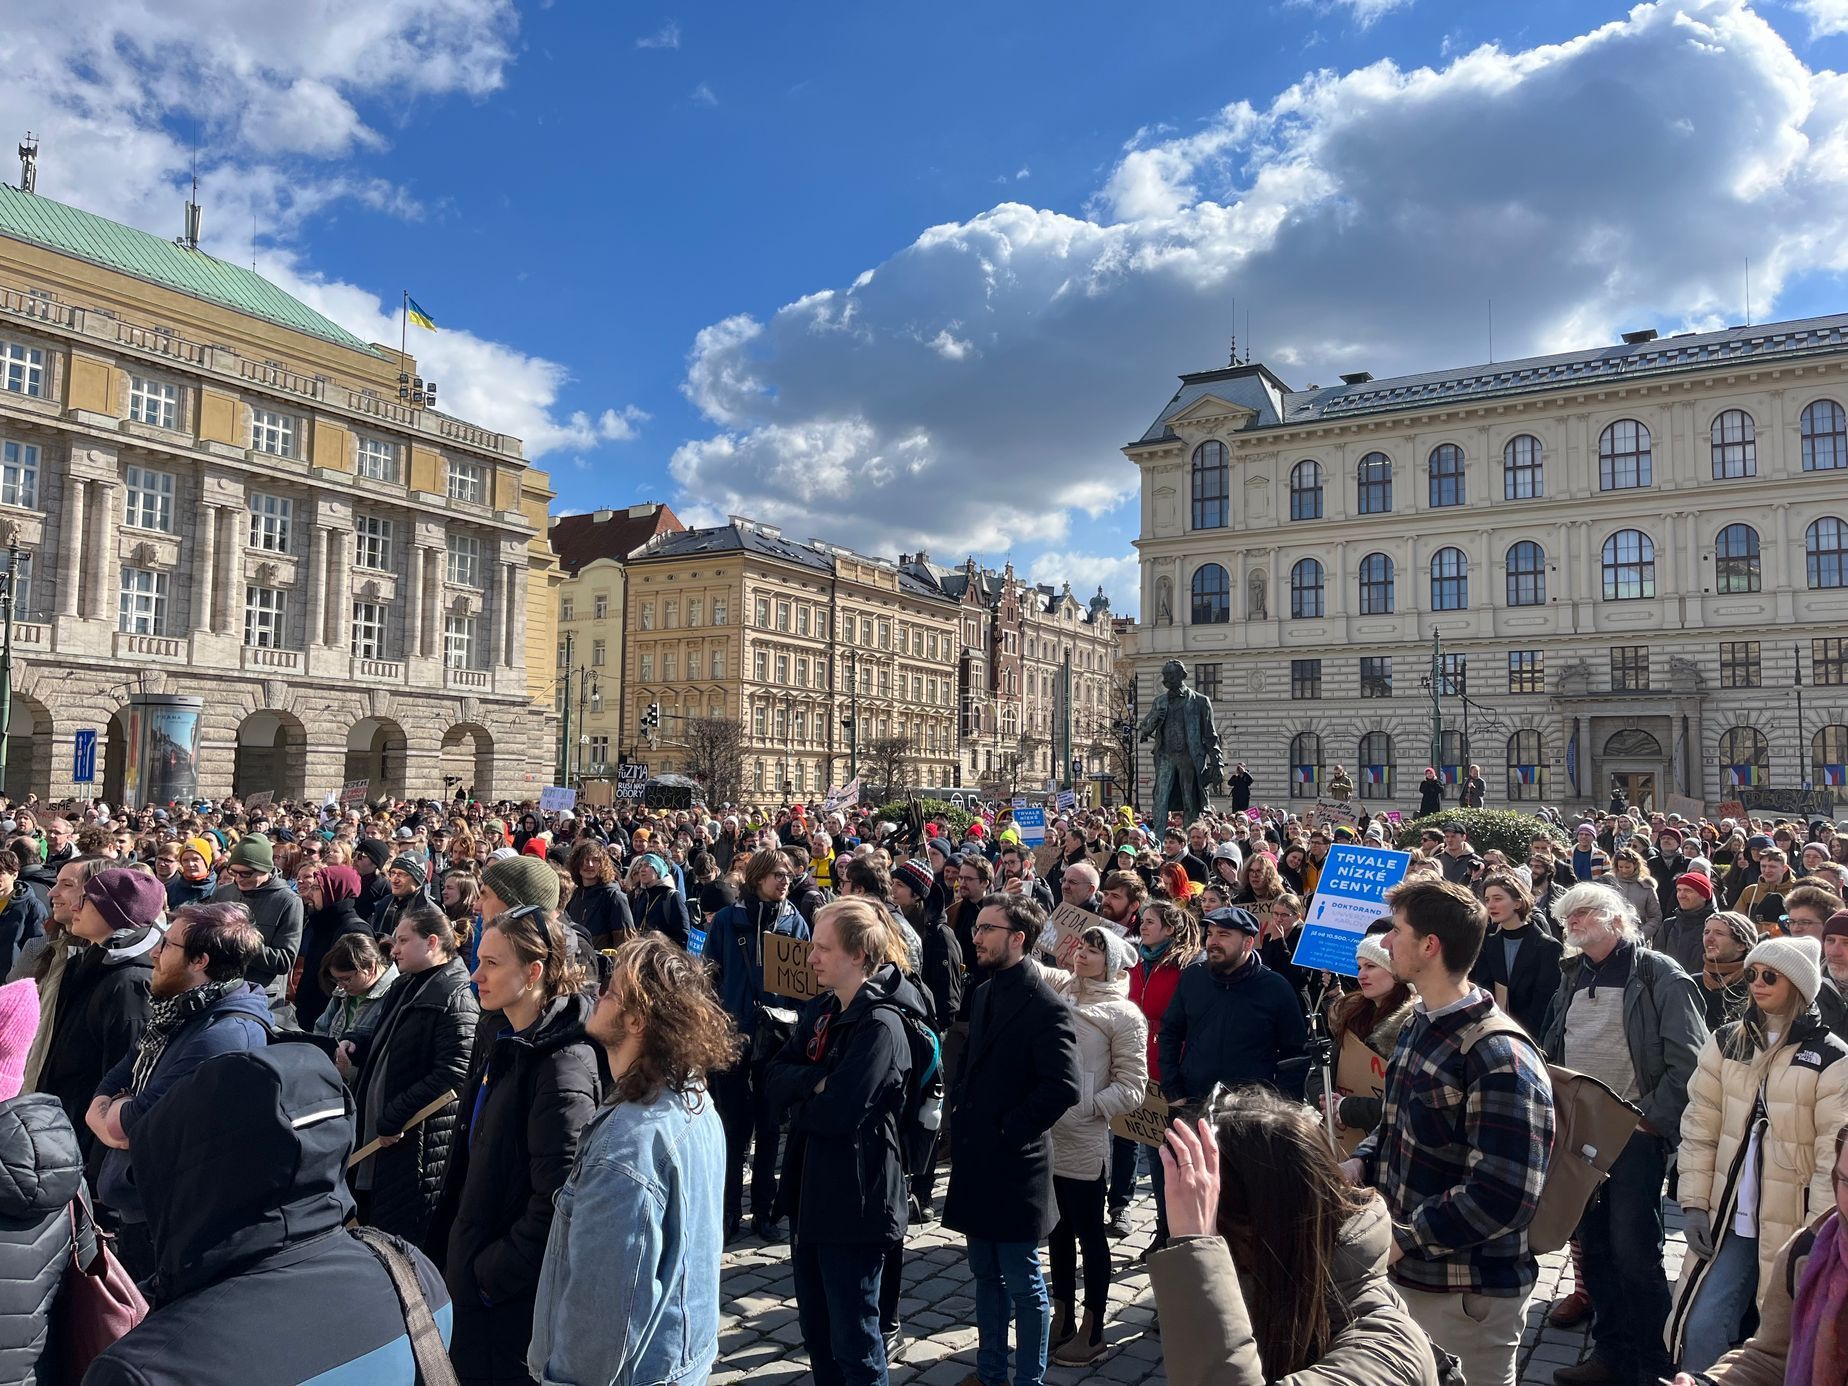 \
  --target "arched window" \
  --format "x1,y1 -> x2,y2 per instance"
1604,728 -> 1663,758
1808,517 -> 1848,589
1710,409 -> 1756,479
1289,460 -> 1324,521
1290,558 -> 1325,619
1437,730 -> 1469,784
1191,441 -> 1229,529
1601,529 -> 1656,600
1358,731 -> 1394,800
1813,725 -> 1848,793
1289,731 -> 1322,800
1714,523 -> 1761,594
1430,547 -> 1468,610
1190,563 -> 1231,623
1428,444 -> 1465,508
1506,729 -> 1544,802
1598,419 -> 1652,490
1801,399 -> 1848,472
1719,726 -> 1770,790
1358,552 -> 1395,614
1503,434 -> 1543,500
1506,540 -> 1546,606
1357,452 -> 1392,514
